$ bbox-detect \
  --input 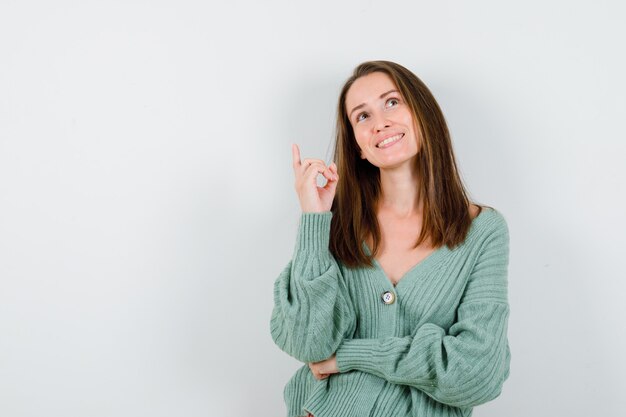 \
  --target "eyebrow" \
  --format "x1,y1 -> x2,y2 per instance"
348,89 -> 399,119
